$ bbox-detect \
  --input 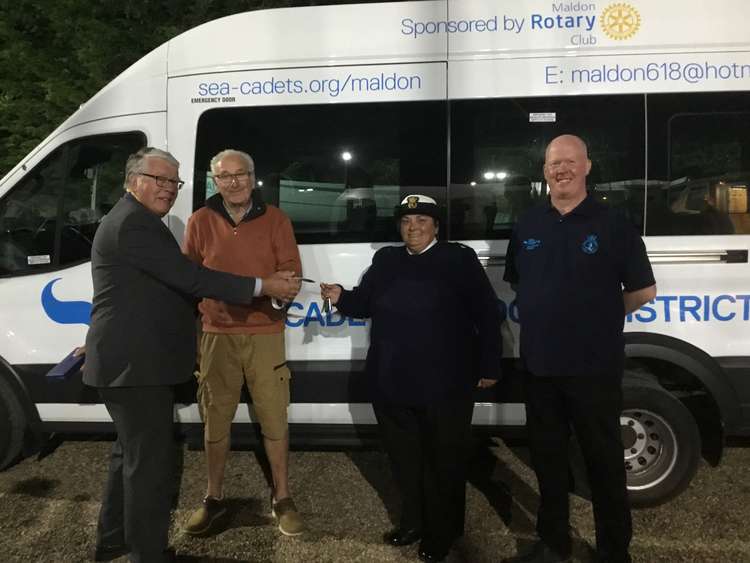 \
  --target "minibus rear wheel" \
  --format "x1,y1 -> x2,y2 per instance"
621,383 -> 701,507
0,376 -> 26,470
